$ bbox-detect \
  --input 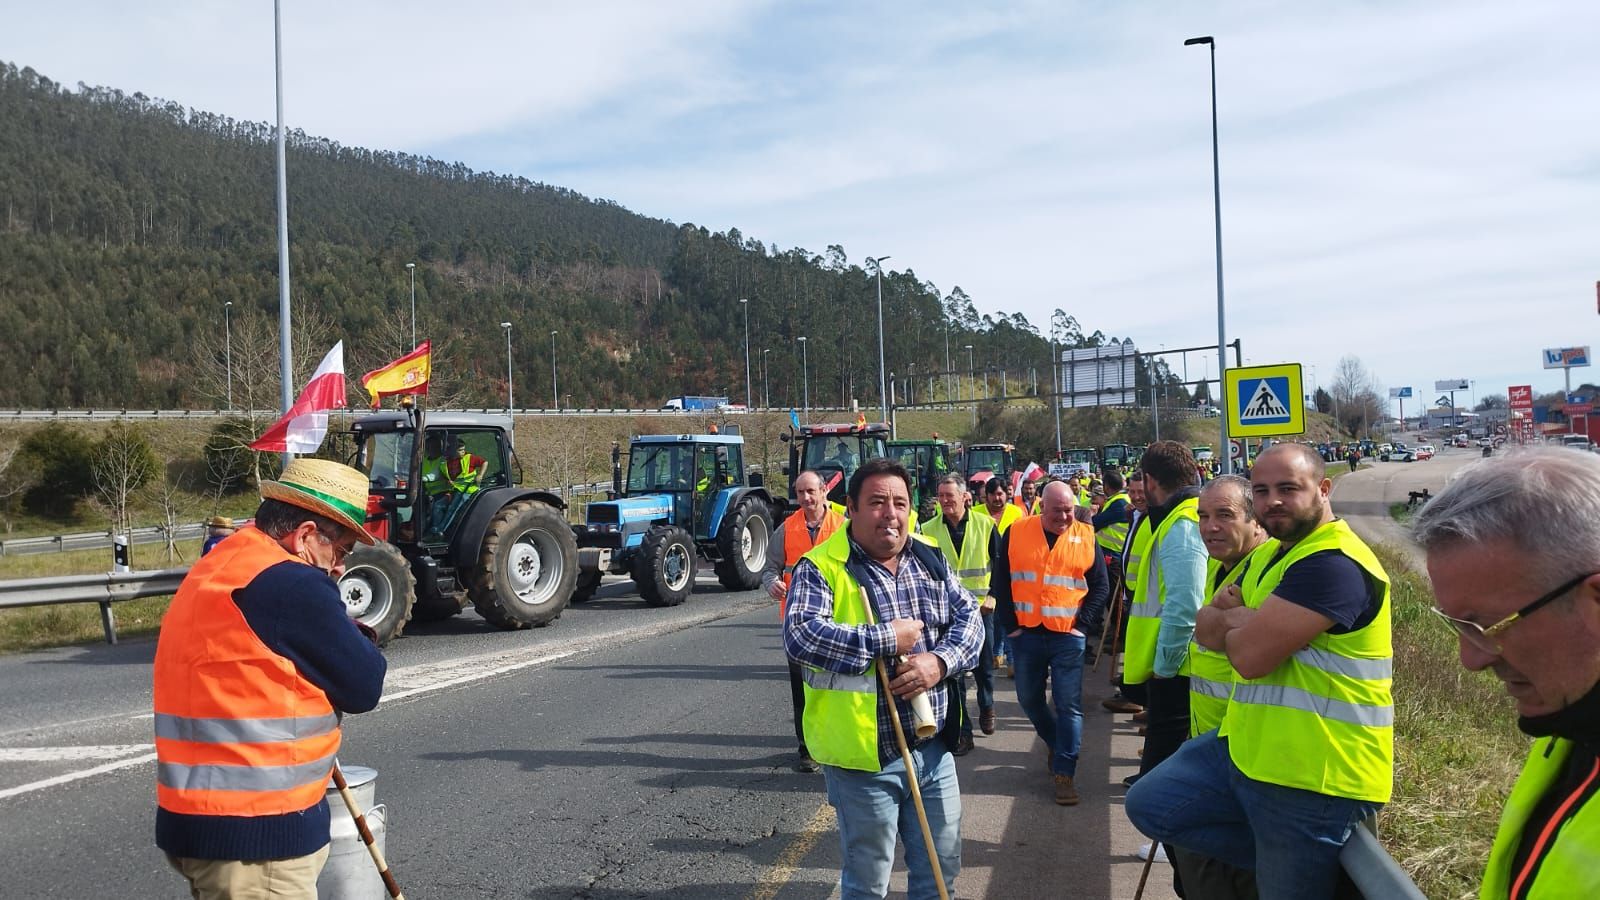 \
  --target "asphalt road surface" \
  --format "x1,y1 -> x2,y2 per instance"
1331,444 -> 1487,571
